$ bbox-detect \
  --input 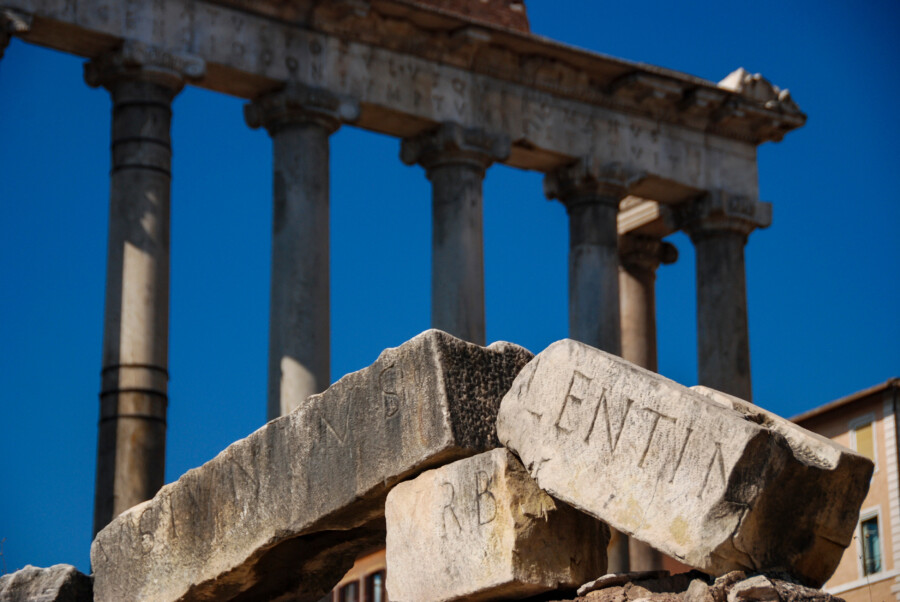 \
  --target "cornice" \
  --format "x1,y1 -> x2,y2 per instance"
208,0 -> 805,145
